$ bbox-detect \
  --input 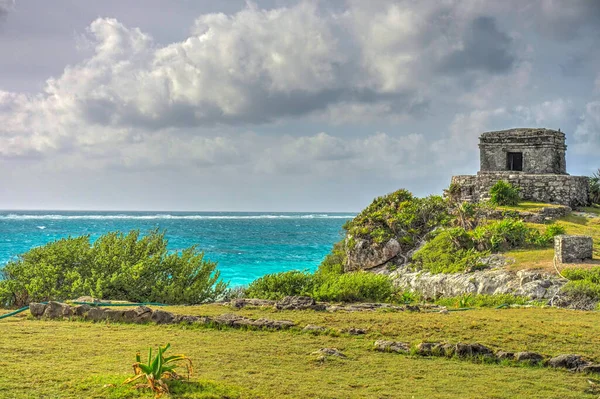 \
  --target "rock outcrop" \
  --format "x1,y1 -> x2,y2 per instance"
390,267 -> 563,300
345,238 -> 401,271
